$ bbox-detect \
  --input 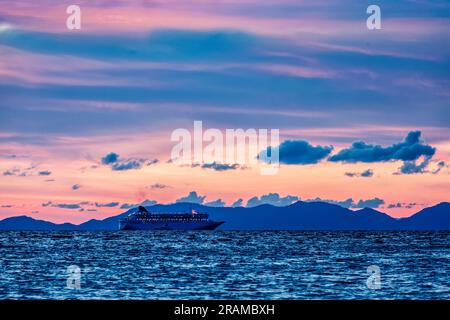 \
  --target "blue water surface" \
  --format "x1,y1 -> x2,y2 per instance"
0,231 -> 449,299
